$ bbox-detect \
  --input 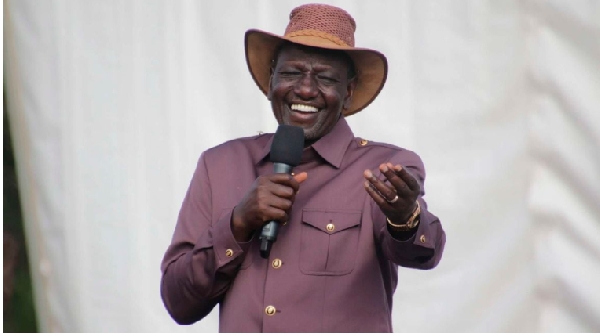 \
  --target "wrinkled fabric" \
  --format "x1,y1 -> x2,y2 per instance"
160,118 -> 445,332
